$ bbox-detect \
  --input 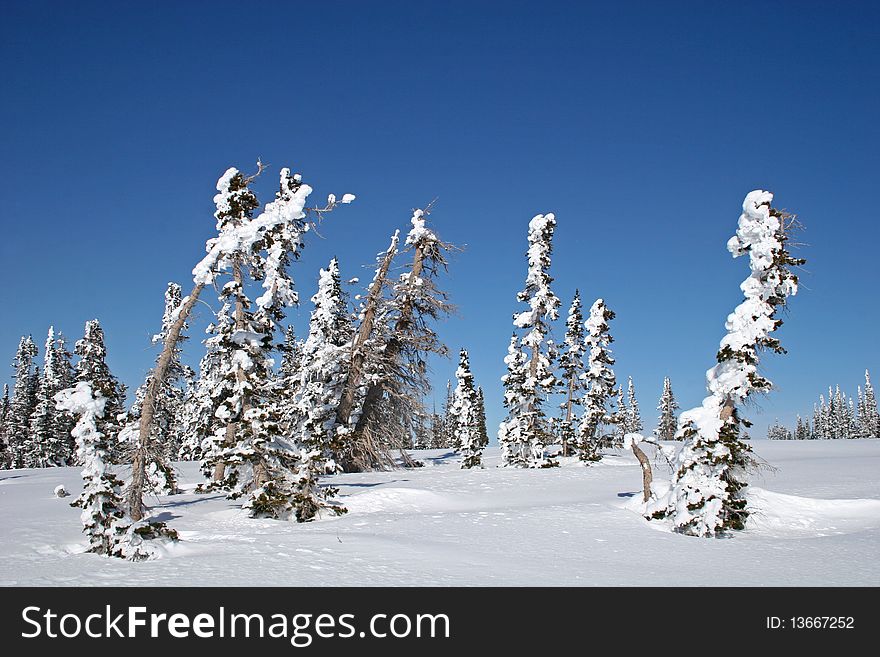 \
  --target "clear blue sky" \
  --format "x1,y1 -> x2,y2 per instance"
2,1 -> 877,439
